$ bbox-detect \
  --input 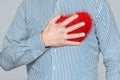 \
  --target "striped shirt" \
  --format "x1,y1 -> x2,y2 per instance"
0,0 -> 120,80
